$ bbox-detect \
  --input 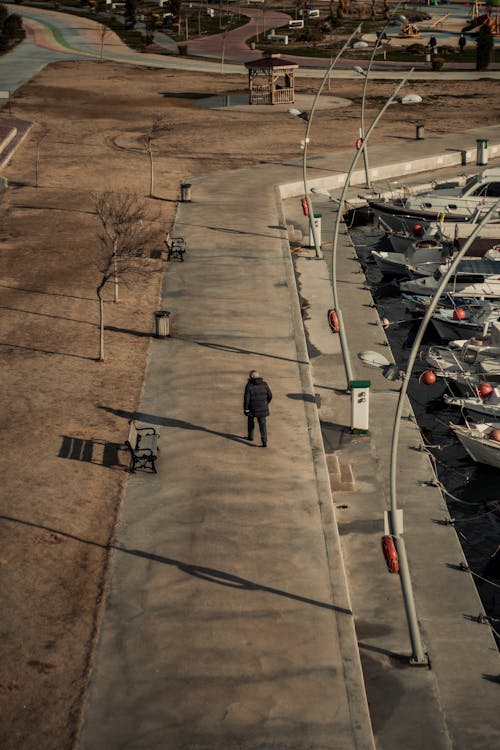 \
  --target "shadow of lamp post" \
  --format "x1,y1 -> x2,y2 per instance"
288,25 -> 362,260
